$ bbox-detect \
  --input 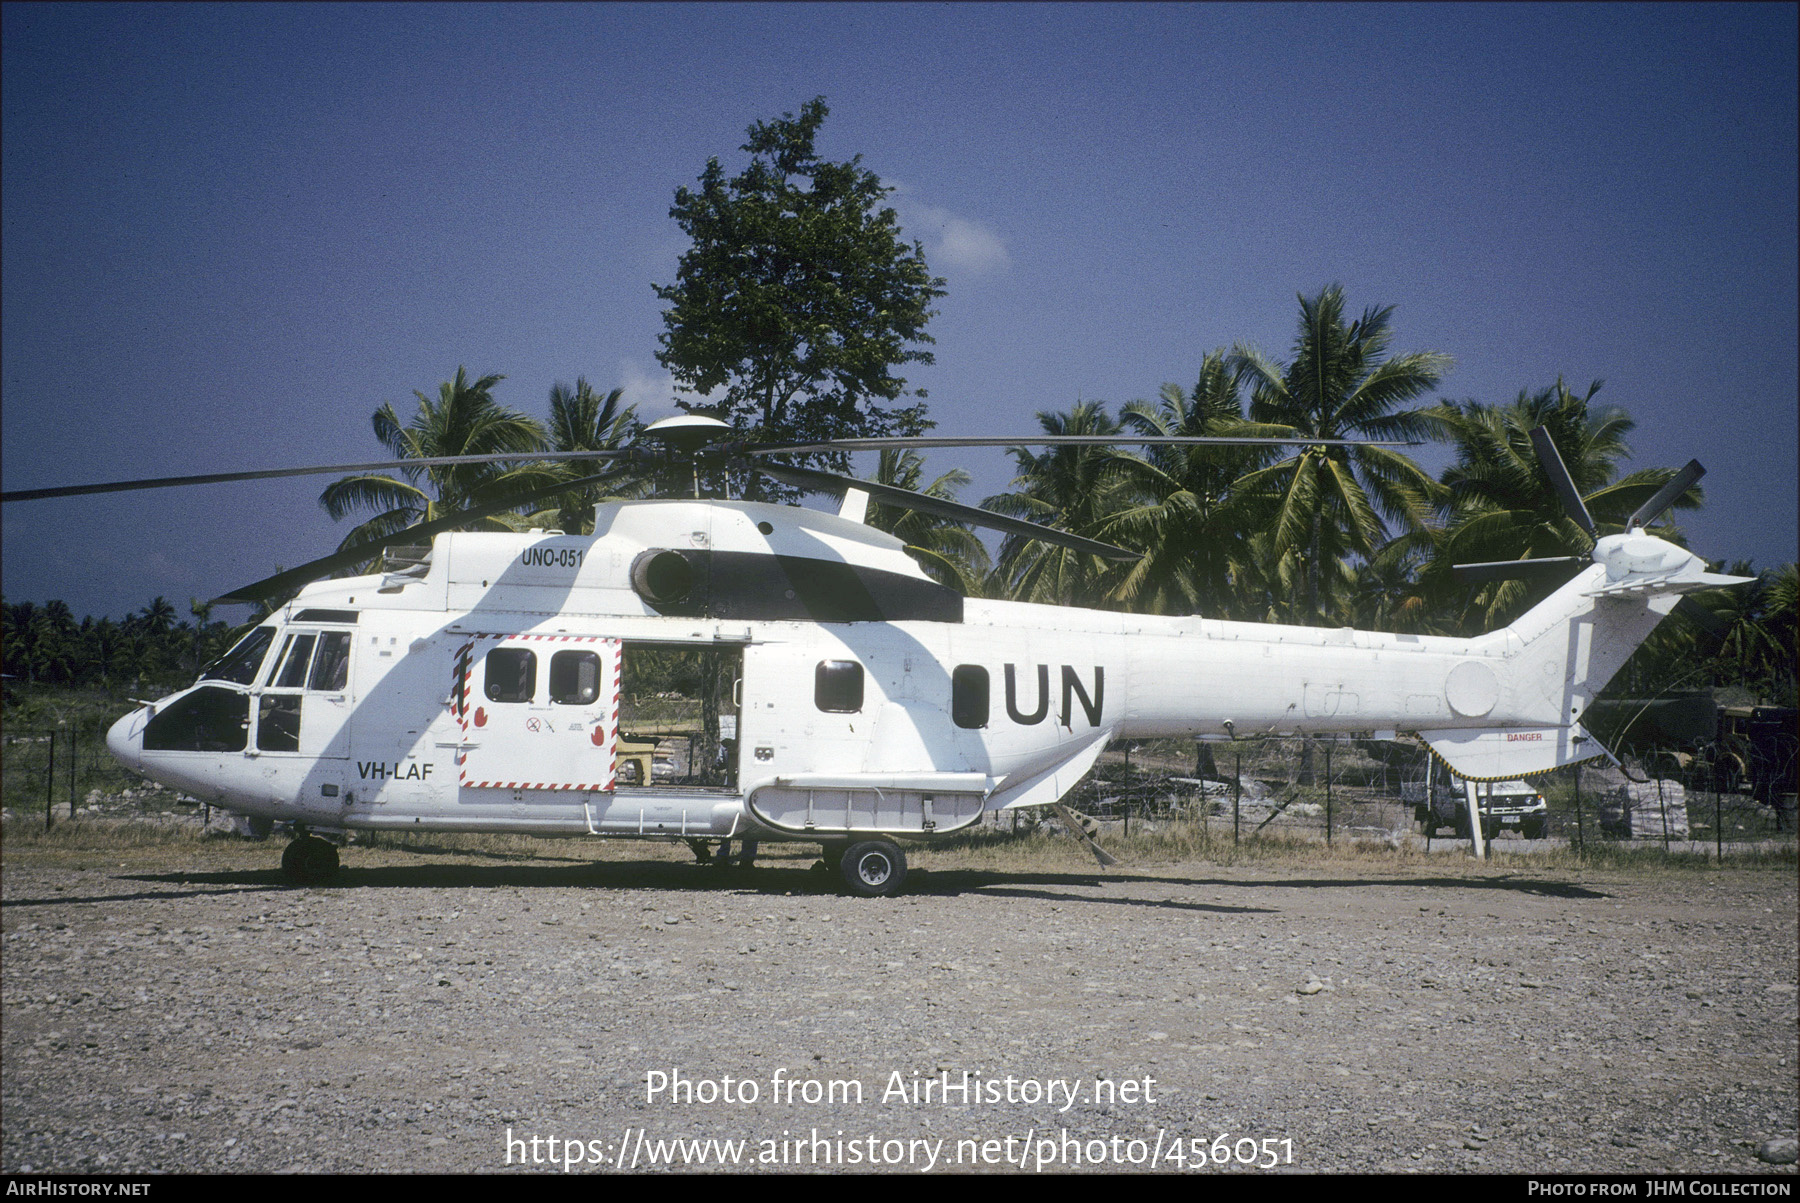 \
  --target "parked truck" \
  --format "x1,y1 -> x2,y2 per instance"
1402,763 -> 1549,839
